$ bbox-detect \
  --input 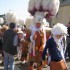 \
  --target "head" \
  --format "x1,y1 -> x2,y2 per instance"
17,30 -> 23,39
9,22 -> 16,29
36,22 -> 41,28
18,33 -> 23,39
55,34 -> 62,39
52,23 -> 68,38
22,25 -> 26,32
46,31 -> 51,39
1,25 -> 9,34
